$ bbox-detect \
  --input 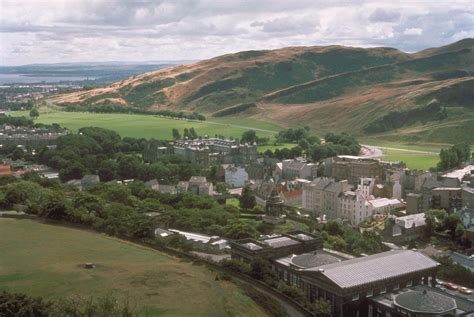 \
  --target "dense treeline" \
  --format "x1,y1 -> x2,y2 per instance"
0,291 -> 136,317
436,142 -> 472,171
363,102 -> 448,134
36,127 -> 200,182
264,131 -> 361,161
0,175 -> 257,241
63,103 -> 206,120
321,220 -> 387,255
0,100 -> 34,111
0,115 -> 63,132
